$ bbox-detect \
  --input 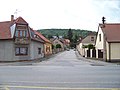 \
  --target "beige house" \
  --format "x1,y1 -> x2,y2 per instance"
77,33 -> 96,57
35,31 -> 52,56
50,38 -> 64,53
95,23 -> 120,62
